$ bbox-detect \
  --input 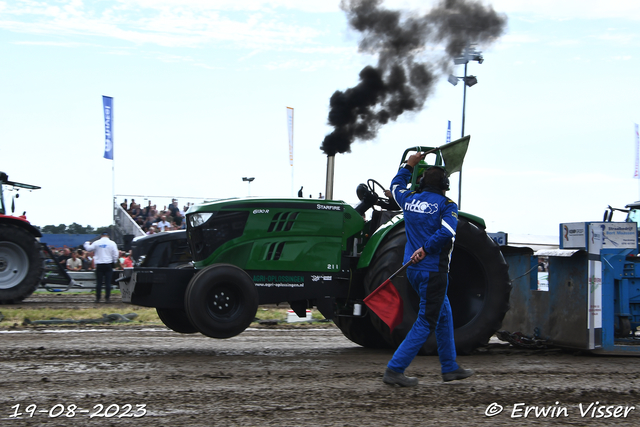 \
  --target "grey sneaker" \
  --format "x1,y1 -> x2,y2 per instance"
383,368 -> 419,387
442,366 -> 474,382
